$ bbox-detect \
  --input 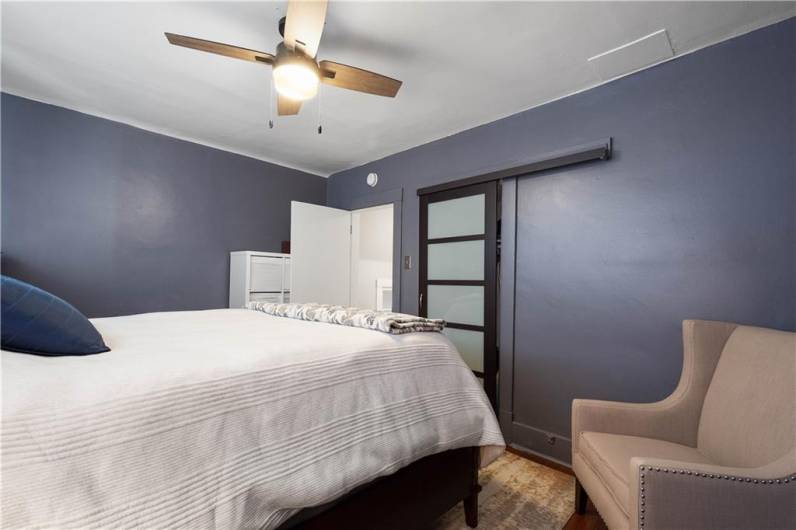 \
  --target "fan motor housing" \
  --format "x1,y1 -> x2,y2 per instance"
274,42 -> 319,74
278,16 -> 287,38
